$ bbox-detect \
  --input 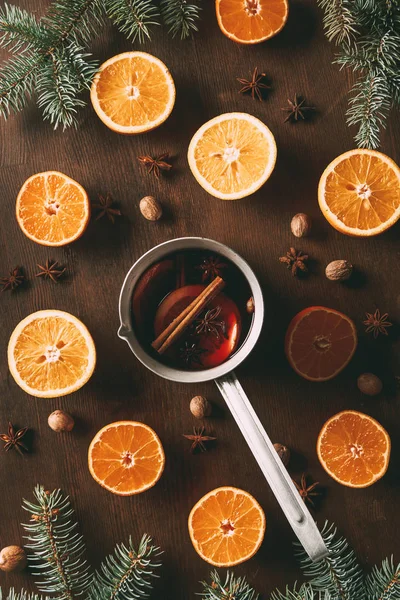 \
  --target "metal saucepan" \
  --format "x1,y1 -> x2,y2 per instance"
118,236 -> 328,562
